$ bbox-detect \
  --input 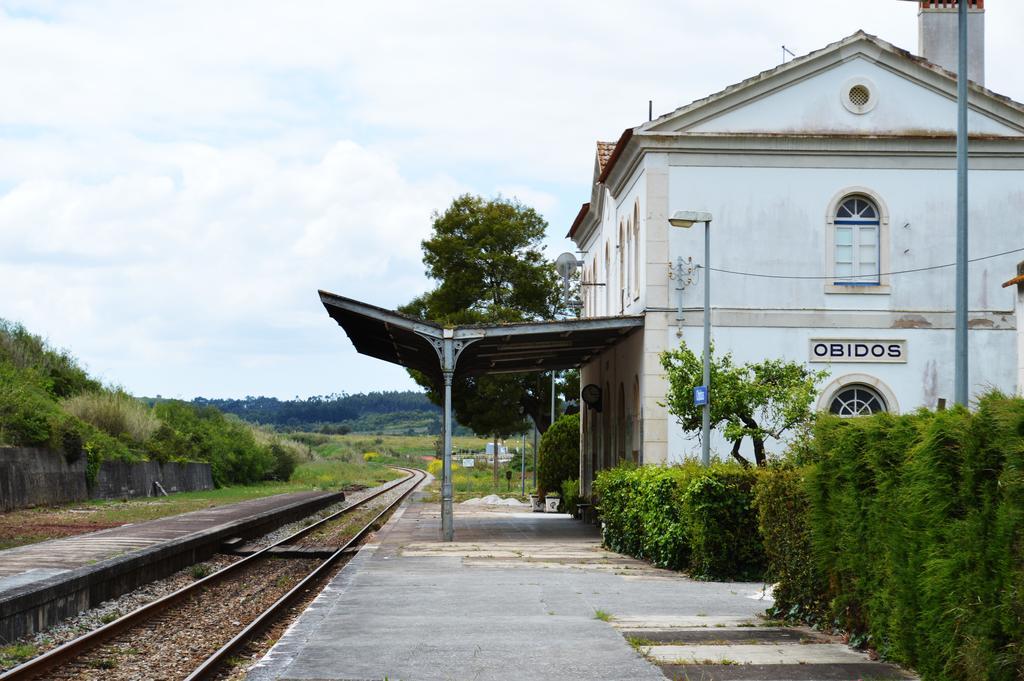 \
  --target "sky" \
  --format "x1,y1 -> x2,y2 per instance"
2,1 -> 1022,400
